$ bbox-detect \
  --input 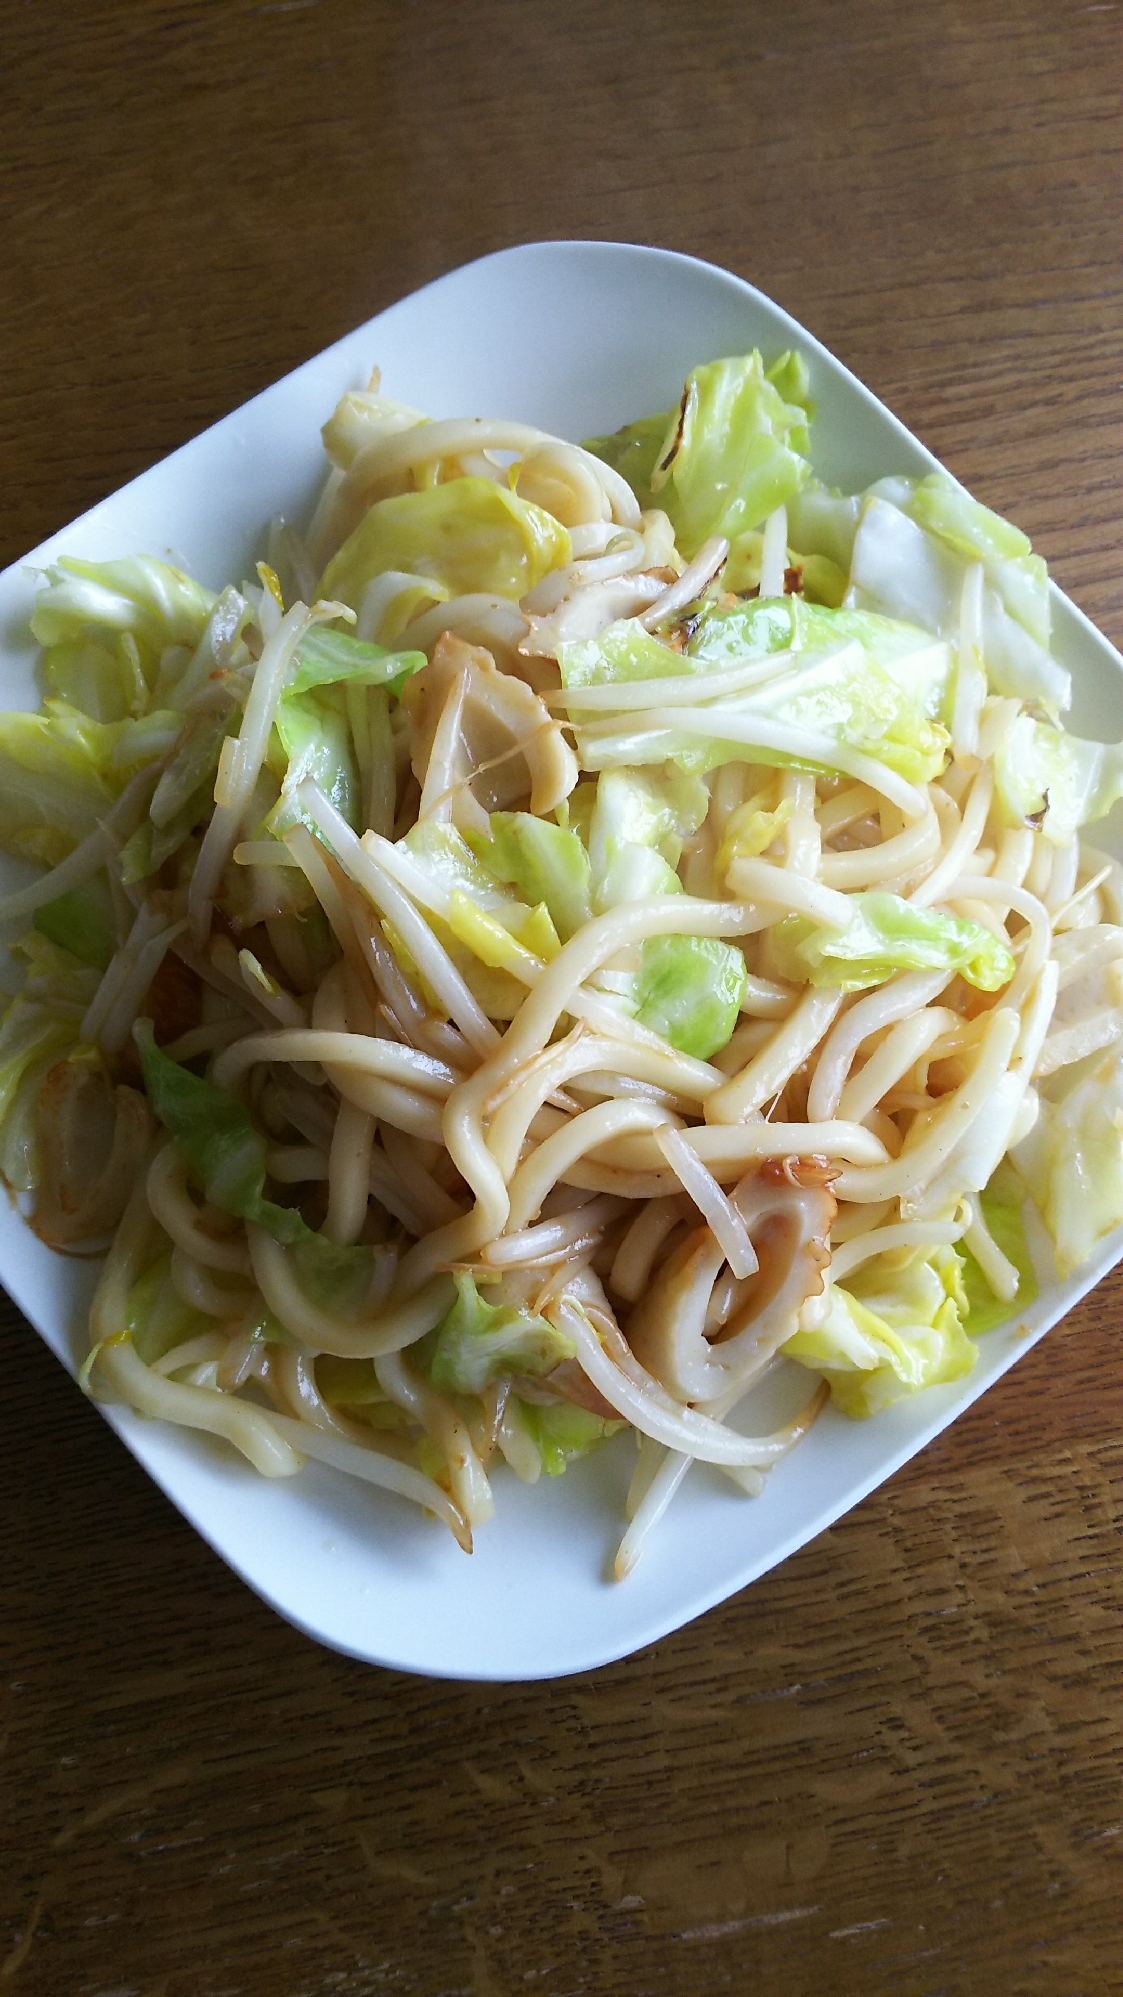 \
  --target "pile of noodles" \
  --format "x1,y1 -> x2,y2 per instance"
5,368 -> 1121,1579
